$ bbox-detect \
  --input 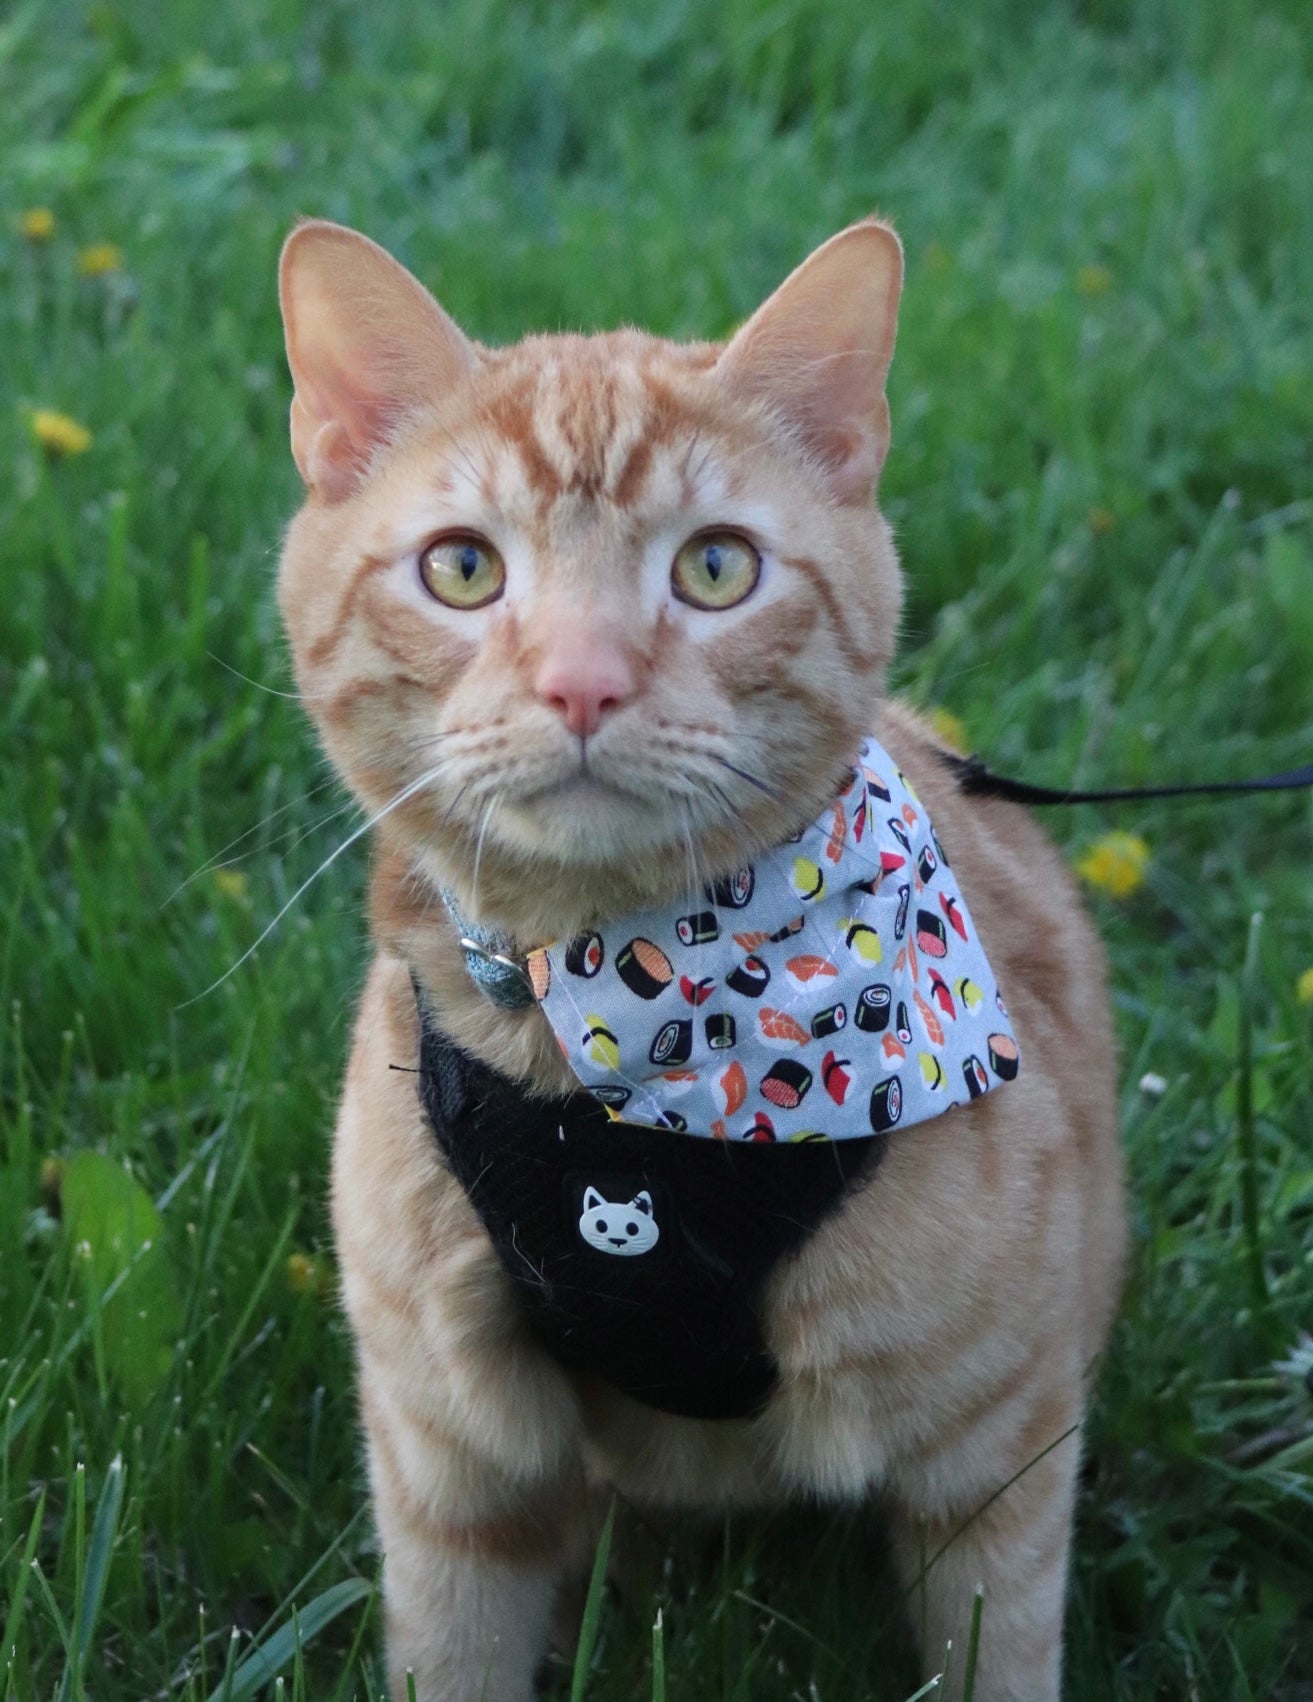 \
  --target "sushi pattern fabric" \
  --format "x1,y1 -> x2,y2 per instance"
525,736 -> 1020,1143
